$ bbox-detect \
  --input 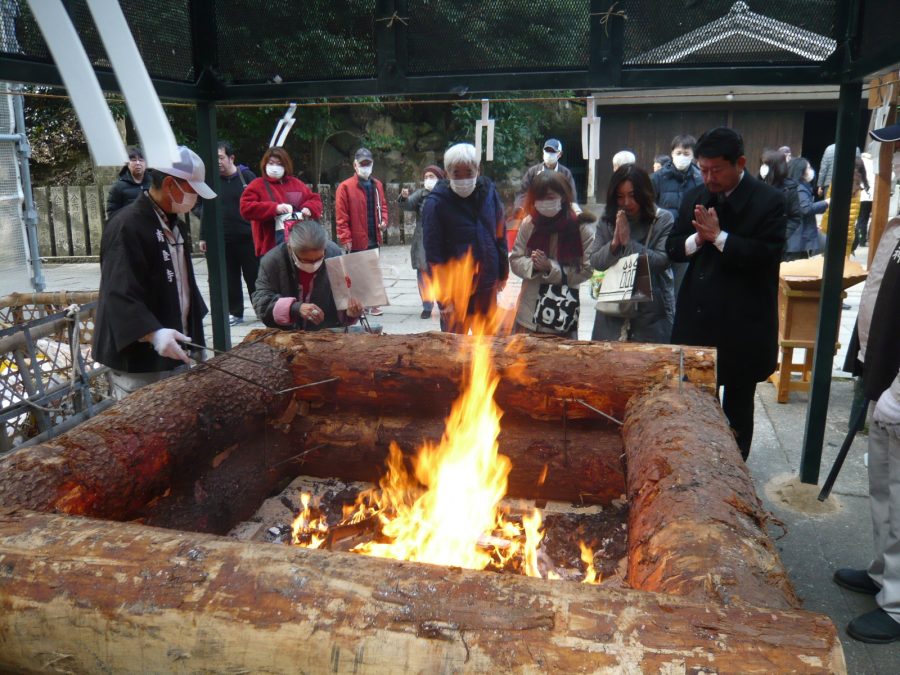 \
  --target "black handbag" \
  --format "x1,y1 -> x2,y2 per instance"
533,272 -> 580,333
